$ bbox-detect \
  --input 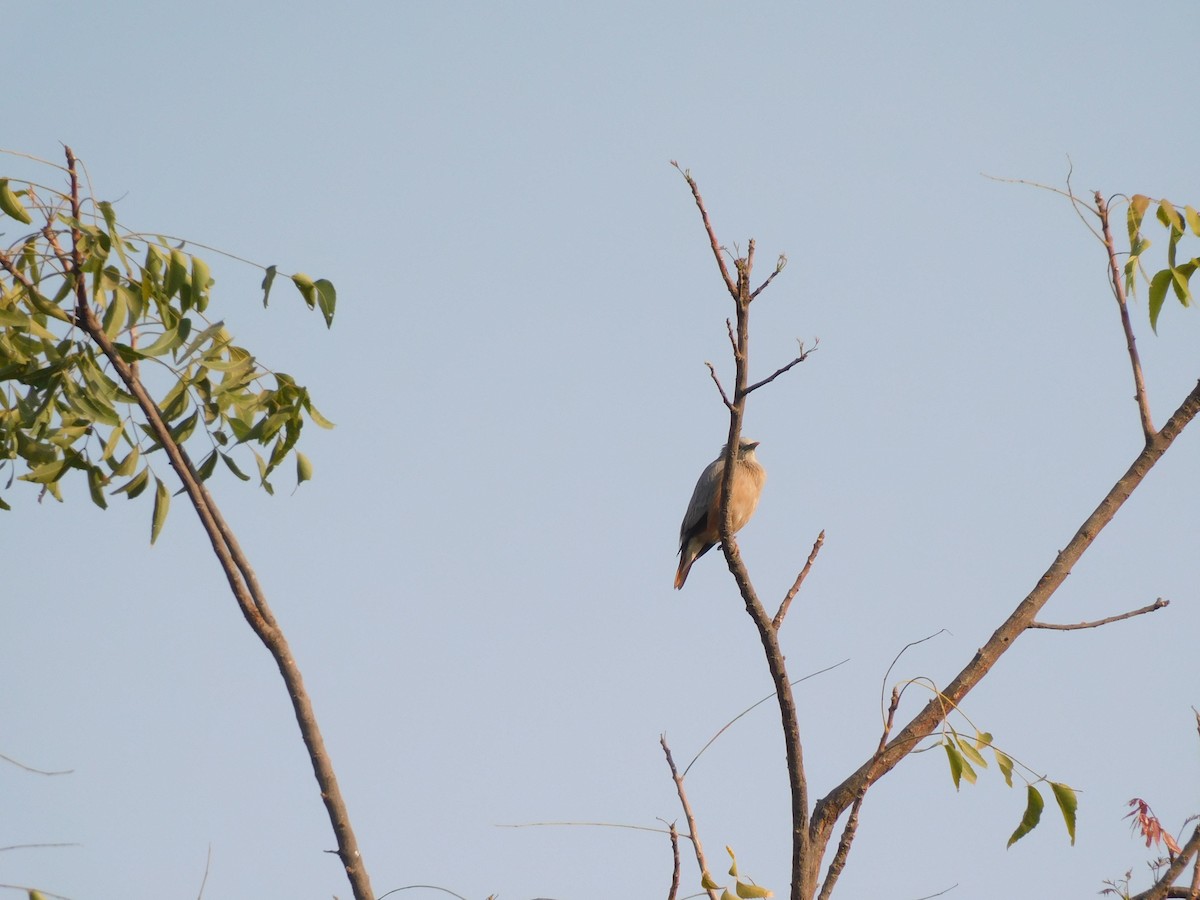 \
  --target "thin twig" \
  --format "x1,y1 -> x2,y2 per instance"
705,362 -> 733,411
1029,598 -> 1168,630
683,659 -> 850,778
982,170 -> 1103,243
671,161 -> 736,298
1096,190 -> 1156,441
661,735 -> 720,900
726,317 -> 737,354
774,530 -> 825,630
195,844 -> 212,900
750,254 -> 787,301
745,341 -> 818,396
0,842 -> 79,852
0,751 -> 72,776
496,821 -> 676,837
